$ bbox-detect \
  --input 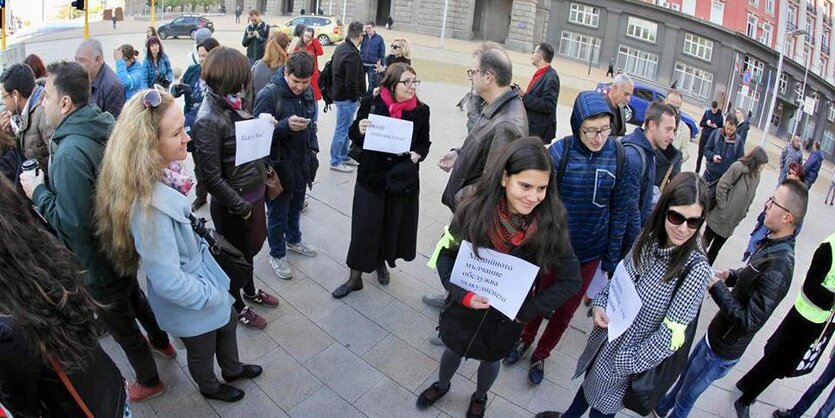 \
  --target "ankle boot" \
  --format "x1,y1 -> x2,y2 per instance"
332,269 -> 363,299
376,263 -> 390,285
